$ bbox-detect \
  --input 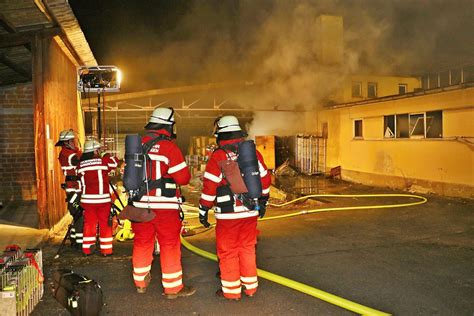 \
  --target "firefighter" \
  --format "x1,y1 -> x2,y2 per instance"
77,139 -> 118,256
199,115 -> 271,300
131,107 -> 195,298
55,129 -> 83,249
